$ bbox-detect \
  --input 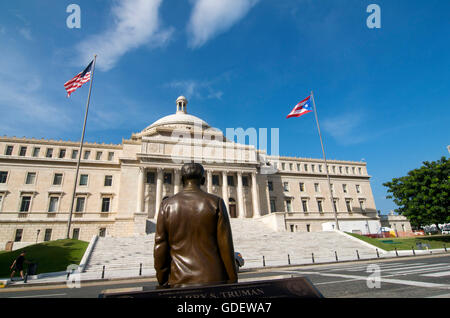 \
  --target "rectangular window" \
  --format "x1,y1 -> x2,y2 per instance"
146,172 -> 155,184
311,165 -> 315,172
297,164 -> 301,171
104,175 -> 113,187
19,146 -> 27,157
306,224 -> 311,232
59,149 -> 66,159
242,176 -> 249,187
346,167 -> 349,174
289,163 -> 293,171
339,166 -> 343,174
270,199 -> 276,213
48,197 -> 59,213
268,181 -> 273,191
299,182 -> 305,192
14,229 -> 23,242
71,150 -> 79,159
304,164 -> 308,172
72,228 -> 80,240
108,152 -> 114,161
333,199 -> 338,212
44,229 -> 52,242
99,228 -> 106,237
212,175 -> 220,186
20,196 -> 31,212
356,184 -> 361,194
0,171 -> 8,183
314,183 -> 320,192
101,198 -> 111,213
75,197 -> 85,212
302,200 -> 308,213
346,200 -> 352,213
319,165 -> 323,173
286,200 -> 292,212
317,200 -> 323,213
96,151 -> 102,160
359,200 -> 366,213
358,167 -> 362,175
83,151 -> 90,160
79,174 -> 88,186
330,183 -> 334,192
32,147 -> 40,157
0,195 -> 3,211
5,146 -> 13,156
53,173 -> 63,186
46,148 -> 53,158
25,172 -> 36,185
283,182 -> 289,192
227,176 -> 234,187
332,166 -> 336,173
352,167 -> 356,174
164,173 -> 172,185
343,184 -> 347,193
